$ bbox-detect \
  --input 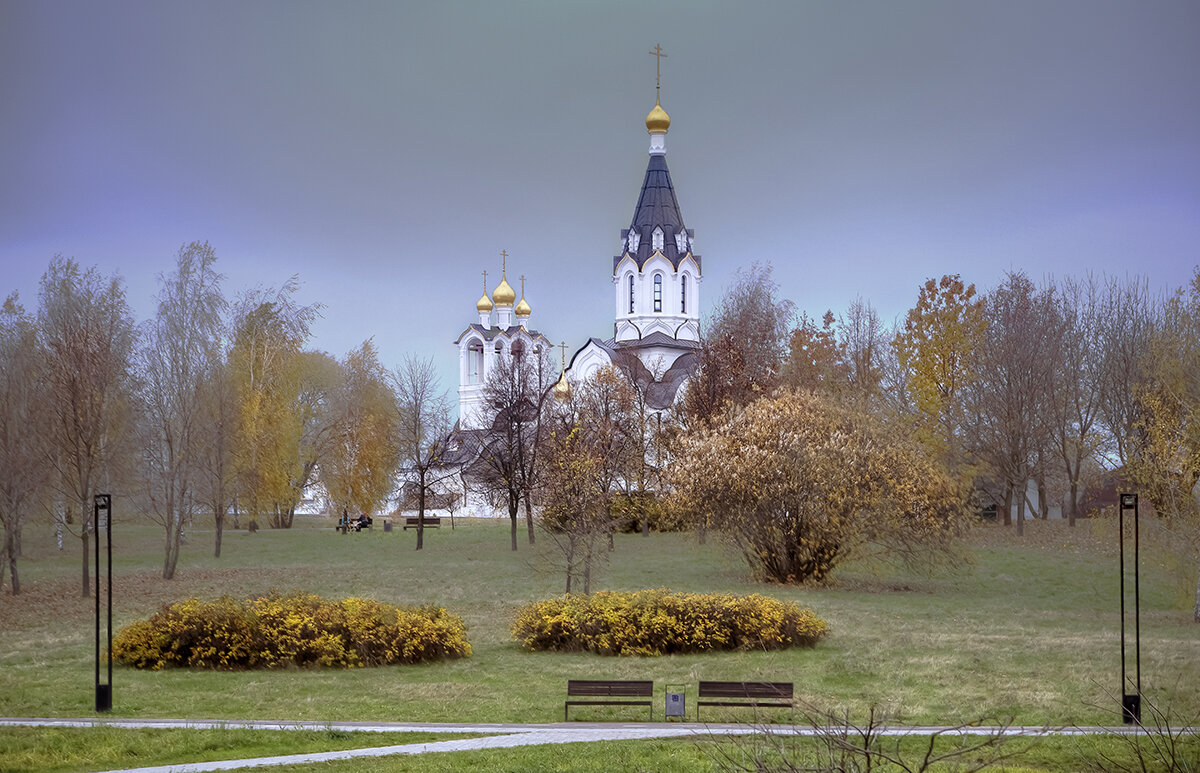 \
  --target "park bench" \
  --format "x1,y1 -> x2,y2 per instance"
564,679 -> 654,721
403,516 -> 441,530
696,681 -> 793,720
